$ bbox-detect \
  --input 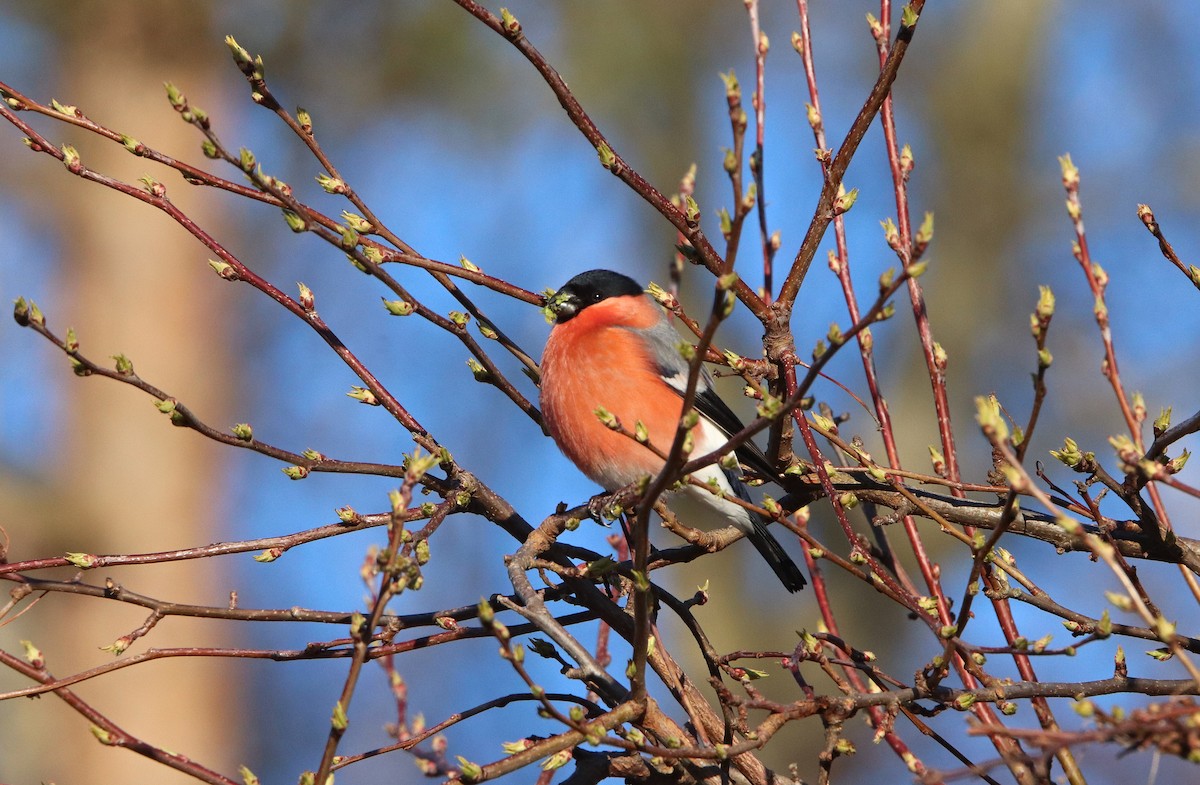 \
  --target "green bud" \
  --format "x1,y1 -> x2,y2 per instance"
1104,591 -> 1133,612
1154,406 -> 1172,437
594,406 -> 619,430
756,392 -> 783,420
346,386 -> 379,405
50,98 -> 78,117
974,395 -> 1009,442
596,142 -> 616,170
881,217 -> 900,249
281,209 -> 307,233
164,82 -> 187,111
915,211 -> 934,247
208,259 -> 238,280
296,281 -> 315,311
382,298 -> 415,316
742,182 -> 757,211
466,357 -> 489,382
341,210 -> 373,233
224,35 -> 252,67
89,725 -> 116,746
499,7 -> 521,34
12,296 -> 33,327
330,701 -> 348,731
833,187 -> 859,215
61,144 -> 81,173
805,102 -> 821,130
316,173 -> 345,194
1049,437 -> 1082,468
65,552 -> 98,569
456,756 -> 483,783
